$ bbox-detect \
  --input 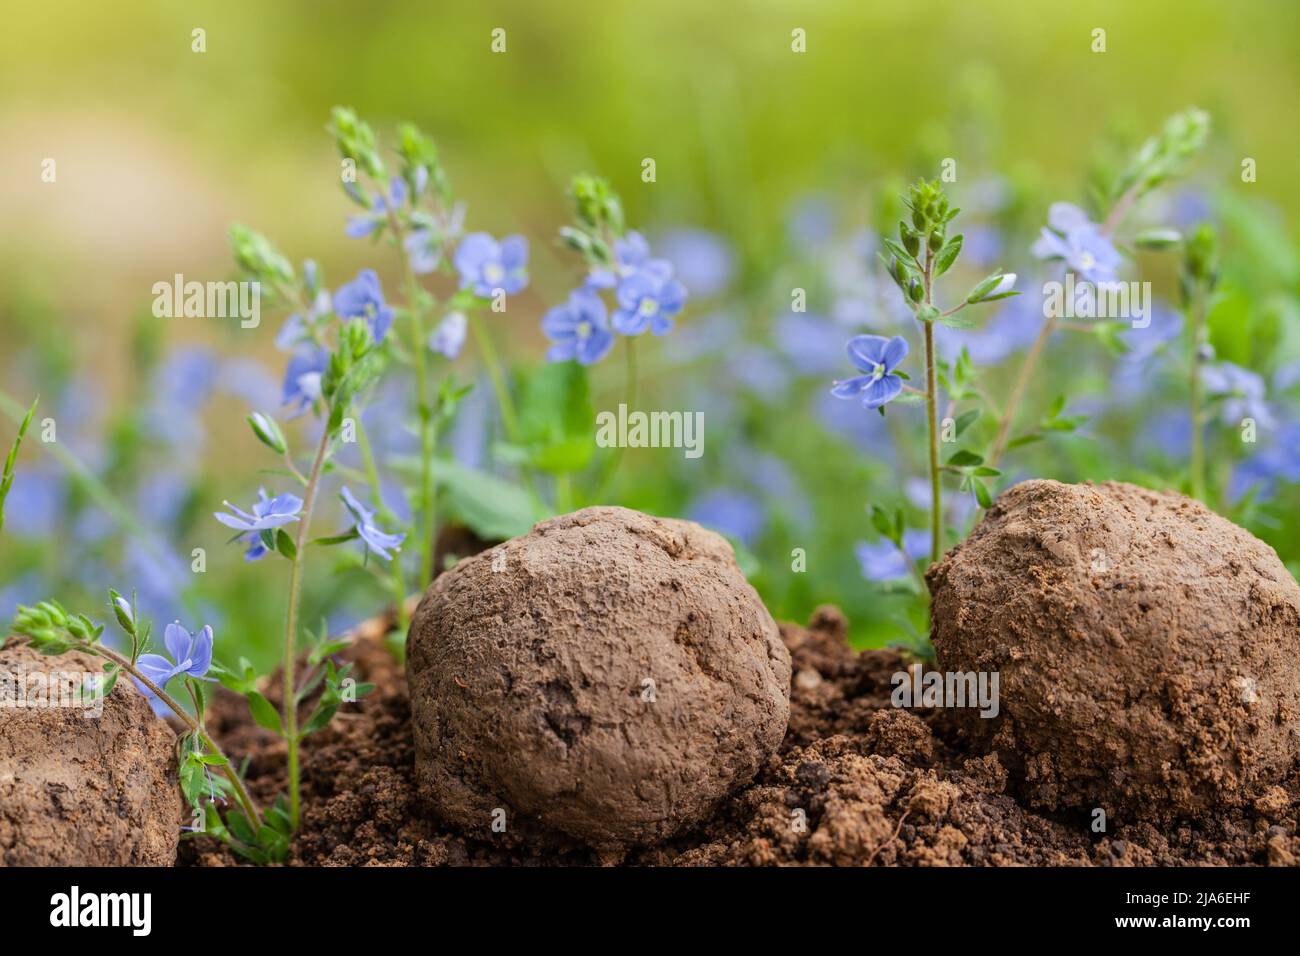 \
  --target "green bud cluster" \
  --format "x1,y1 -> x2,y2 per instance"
328,106 -> 386,181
